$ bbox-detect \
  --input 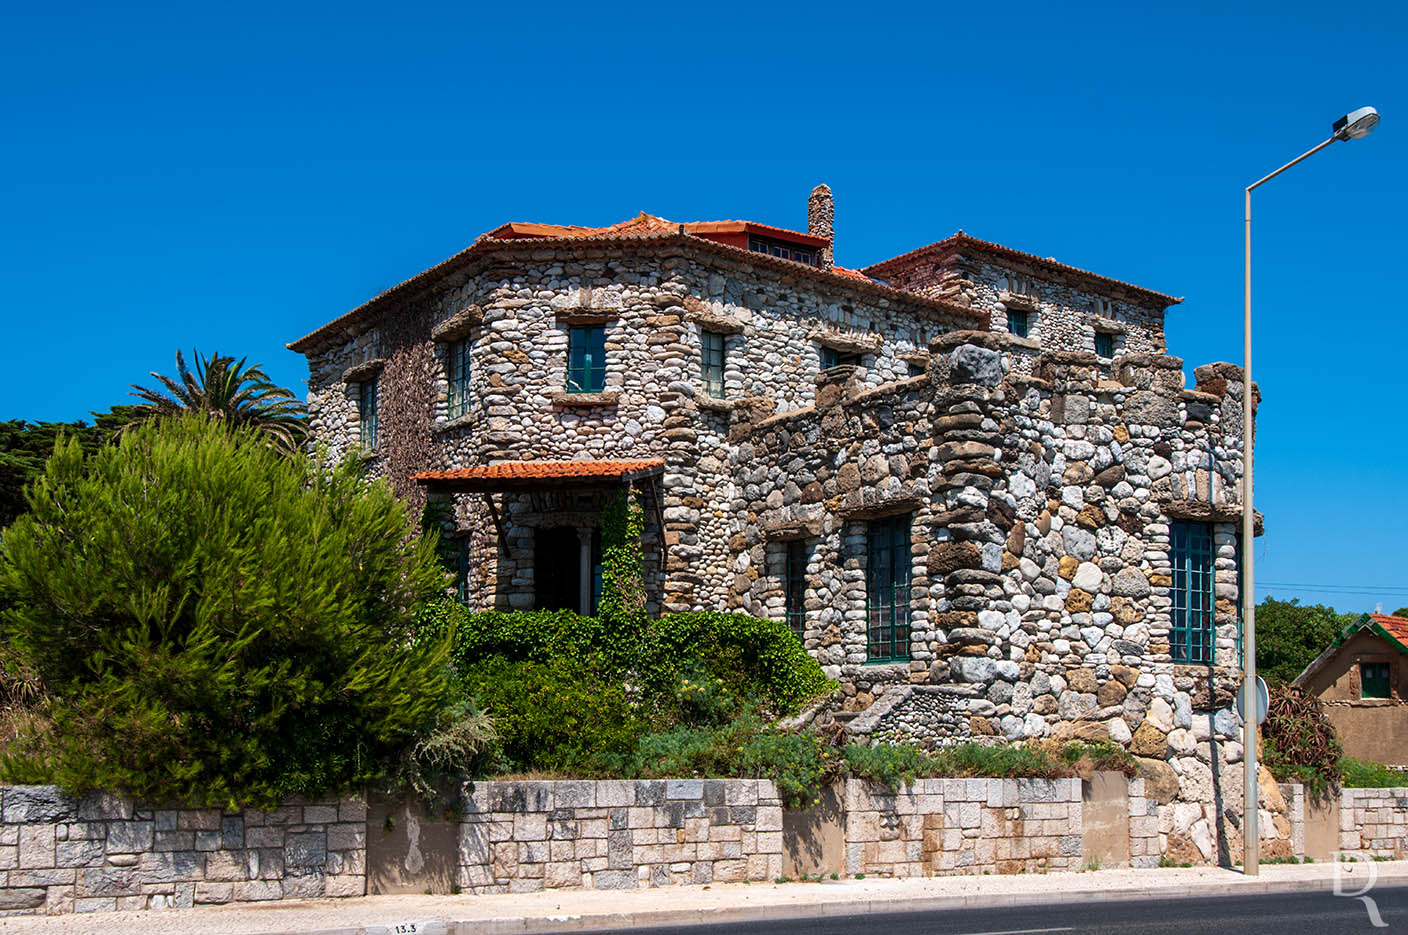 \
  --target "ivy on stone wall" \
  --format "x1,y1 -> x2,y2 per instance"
598,487 -> 647,639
